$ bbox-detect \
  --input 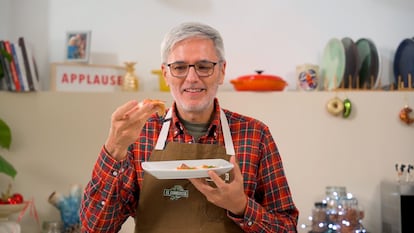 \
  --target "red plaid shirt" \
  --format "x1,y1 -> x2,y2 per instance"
80,99 -> 298,232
